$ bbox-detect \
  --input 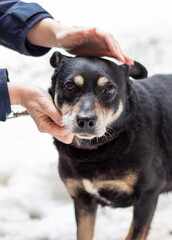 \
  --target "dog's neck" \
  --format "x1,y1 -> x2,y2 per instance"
72,88 -> 138,150
72,123 -> 131,149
